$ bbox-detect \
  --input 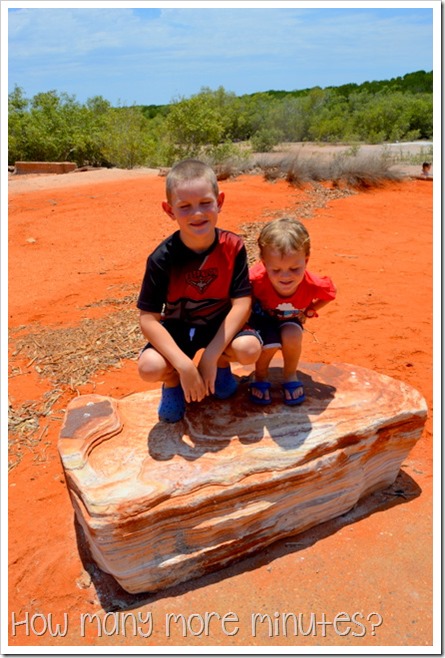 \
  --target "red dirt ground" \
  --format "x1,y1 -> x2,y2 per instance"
7,169 -> 434,649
